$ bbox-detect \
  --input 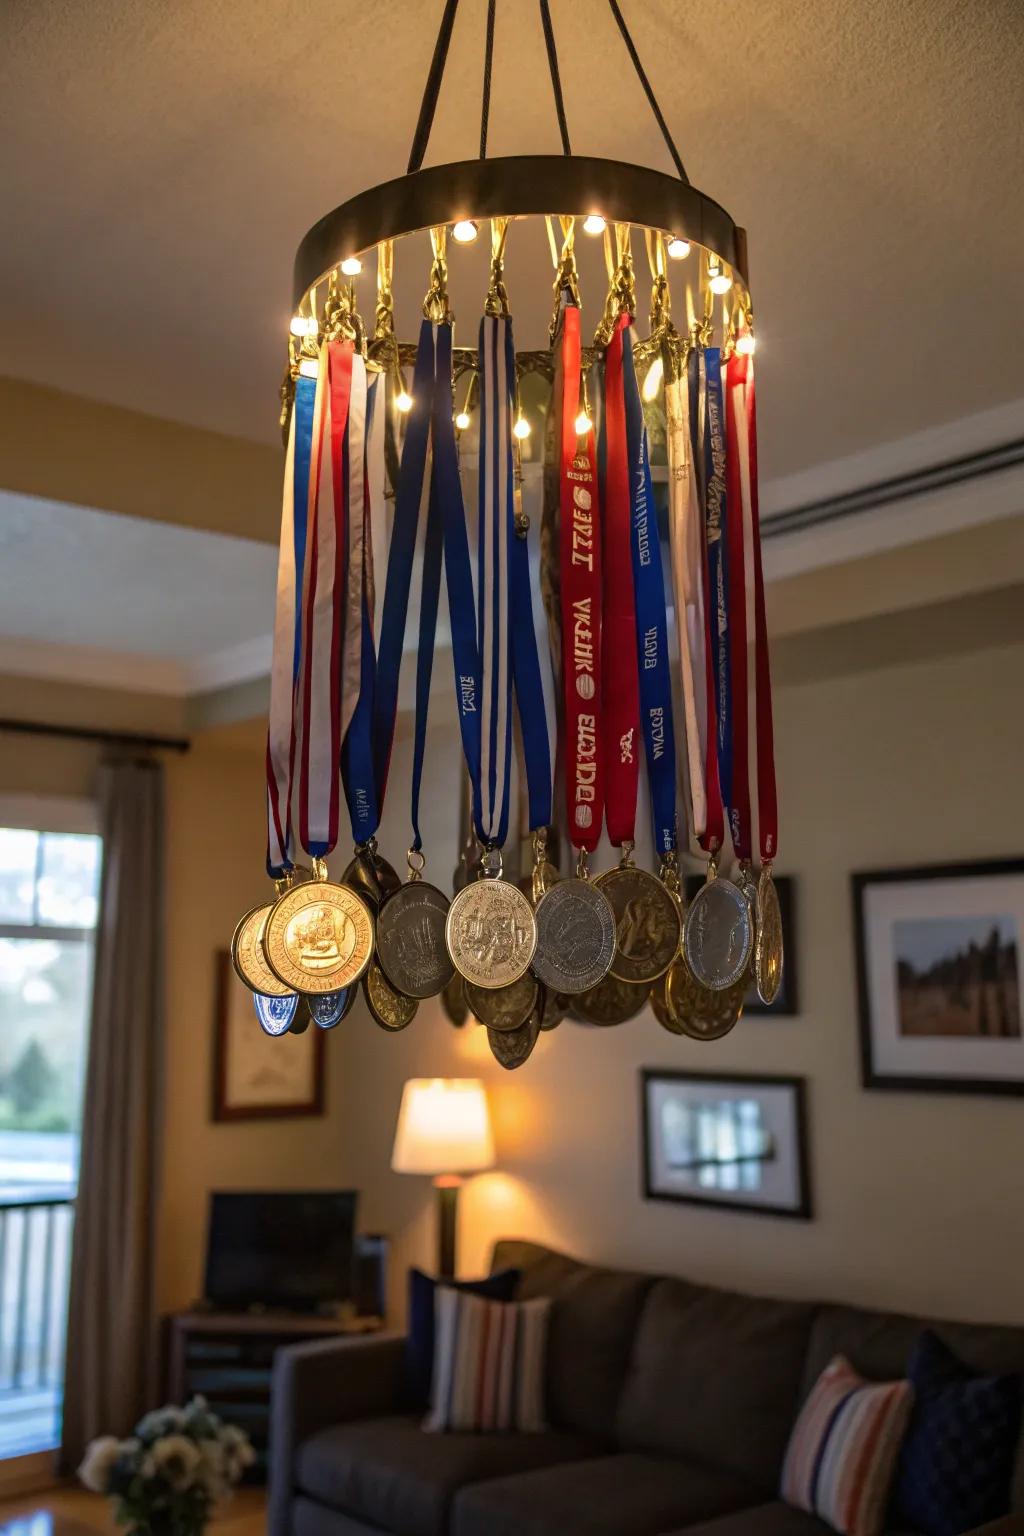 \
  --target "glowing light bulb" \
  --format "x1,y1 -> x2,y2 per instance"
574,409 -> 592,435
289,315 -> 307,337
455,410 -> 471,431
513,414 -> 531,440
582,214 -> 606,236
708,260 -> 732,296
667,236 -> 690,260
396,390 -> 413,413
298,358 -> 319,379
736,331 -> 756,357
452,219 -> 479,243
340,256 -> 362,276
642,354 -> 664,403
